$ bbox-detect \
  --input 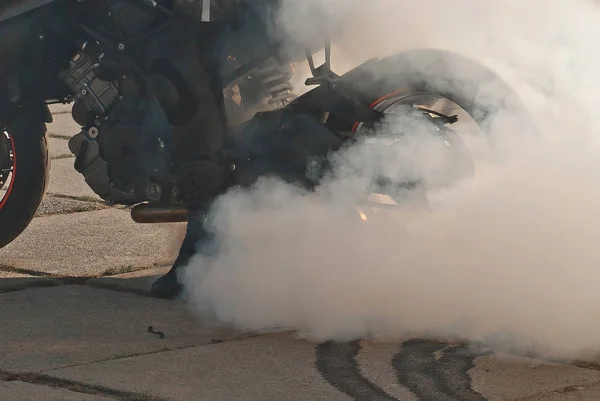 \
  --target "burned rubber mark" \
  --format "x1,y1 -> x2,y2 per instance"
316,341 -> 398,401
392,339 -> 488,401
